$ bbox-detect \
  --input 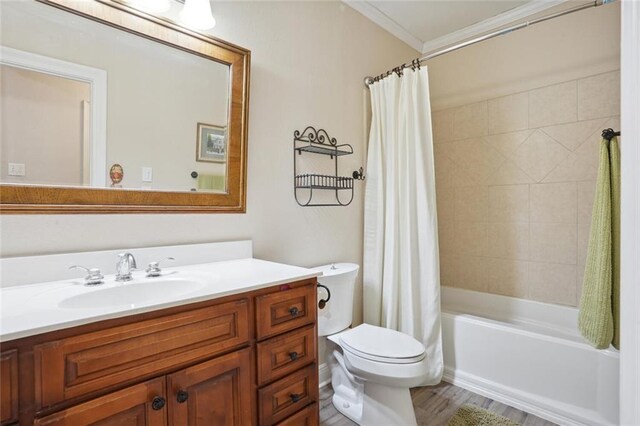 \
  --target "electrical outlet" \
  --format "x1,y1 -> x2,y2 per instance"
8,163 -> 26,177
142,167 -> 153,182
